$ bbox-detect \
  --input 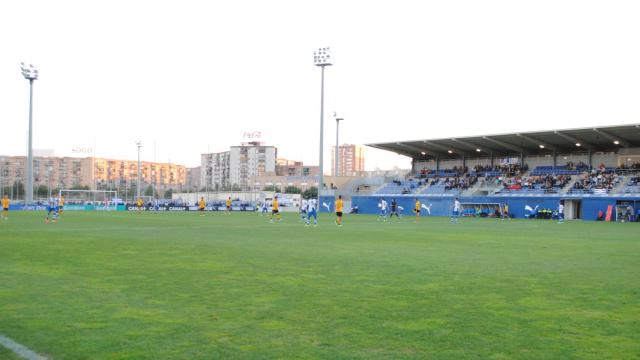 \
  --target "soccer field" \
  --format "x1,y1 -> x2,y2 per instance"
1,212 -> 639,359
